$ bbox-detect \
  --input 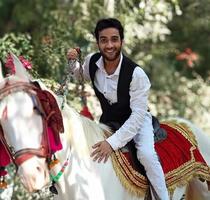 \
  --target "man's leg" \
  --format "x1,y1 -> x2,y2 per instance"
134,113 -> 169,200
